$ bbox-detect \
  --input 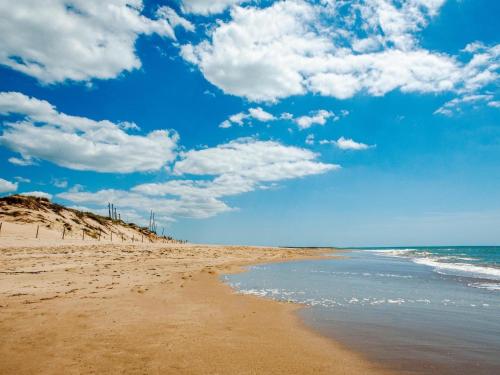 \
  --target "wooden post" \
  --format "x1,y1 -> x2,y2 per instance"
0,222 -> 3,236
82,229 -> 85,241
121,234 -> 123,242
99,228 -> 101,241
110,231 -> 113,242
62,227 -> 65,240
36,225 -> 39,239
141,234 -> 143,243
